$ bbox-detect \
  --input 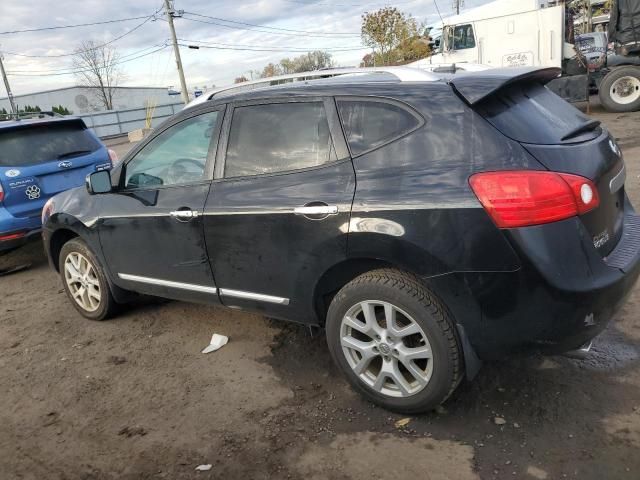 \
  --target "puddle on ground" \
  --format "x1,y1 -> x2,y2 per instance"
292,432 -> 479,480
